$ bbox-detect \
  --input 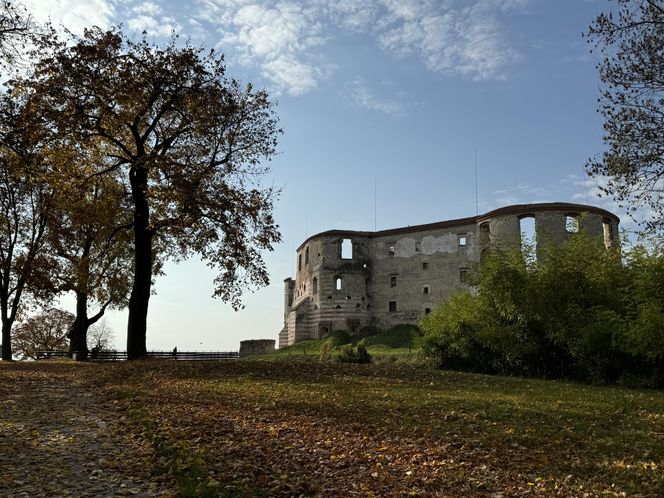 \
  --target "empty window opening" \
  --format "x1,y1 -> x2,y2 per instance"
519,216 -> 537,251
565,214 -> 579,233
305,246 -> 309,264
423,286 -> 429,294
415,242 -> 421,252
312,277 -> 318,294
335,305 -> 341,309
389,301 -> 397,313
388,244 -> 395,256
327,295 -> 333,300
366,304 -> 371,310
480,222 -> 491,246
459,268 -> 468,284
335,277 -> 342,291
458,235 -> 467,247
422,262 -> 428,270
603,218 -> 614,245
298,254 -> 302,271
361,296 -> 365,301
425,308 -> 431,315
390,276 -> 397,287
345,295 -> 351,300
341,238 -> 353,259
